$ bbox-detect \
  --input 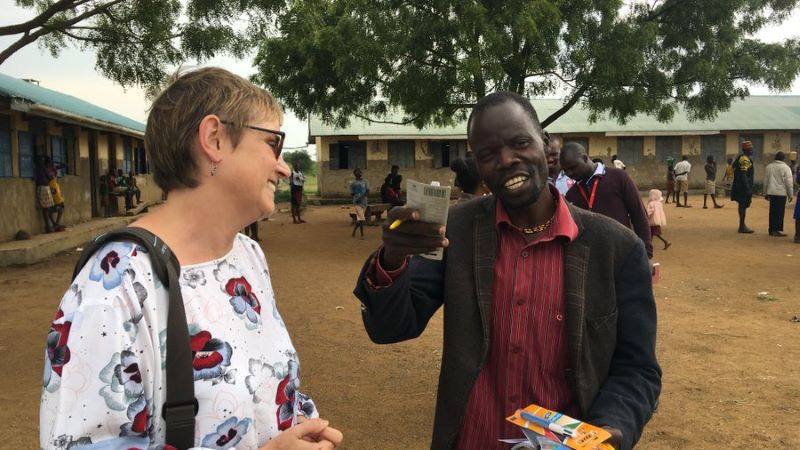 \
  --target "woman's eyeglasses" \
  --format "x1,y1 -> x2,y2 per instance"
220,120 -> 285,159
